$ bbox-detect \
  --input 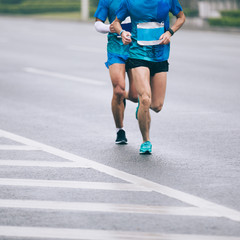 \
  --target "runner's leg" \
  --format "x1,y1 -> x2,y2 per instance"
126,69 -> 138,103
131,67 -> 151,142
150,72 -> 167,113
109,63 -> 126,128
